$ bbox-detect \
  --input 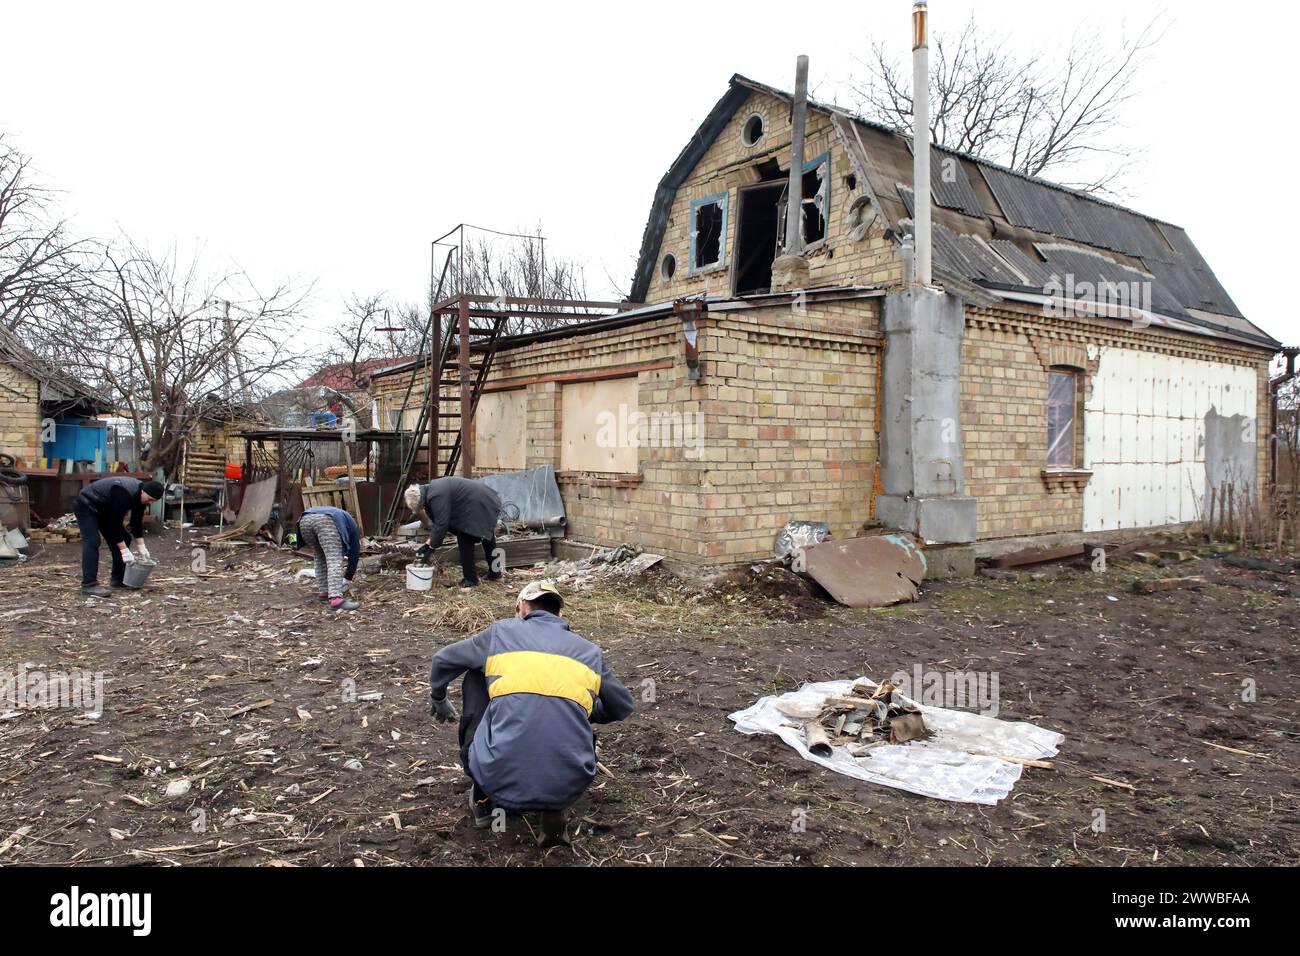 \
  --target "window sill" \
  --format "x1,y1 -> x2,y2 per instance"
1041,468 -> 1092,492
556,471 -> 642,489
